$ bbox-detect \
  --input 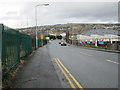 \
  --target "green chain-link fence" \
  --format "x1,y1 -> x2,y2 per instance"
0,24 -> 33,78
1,24 -> 48,79
20,33 -> 32,58
38,39 -> 48,47
32,38 -> 36,50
